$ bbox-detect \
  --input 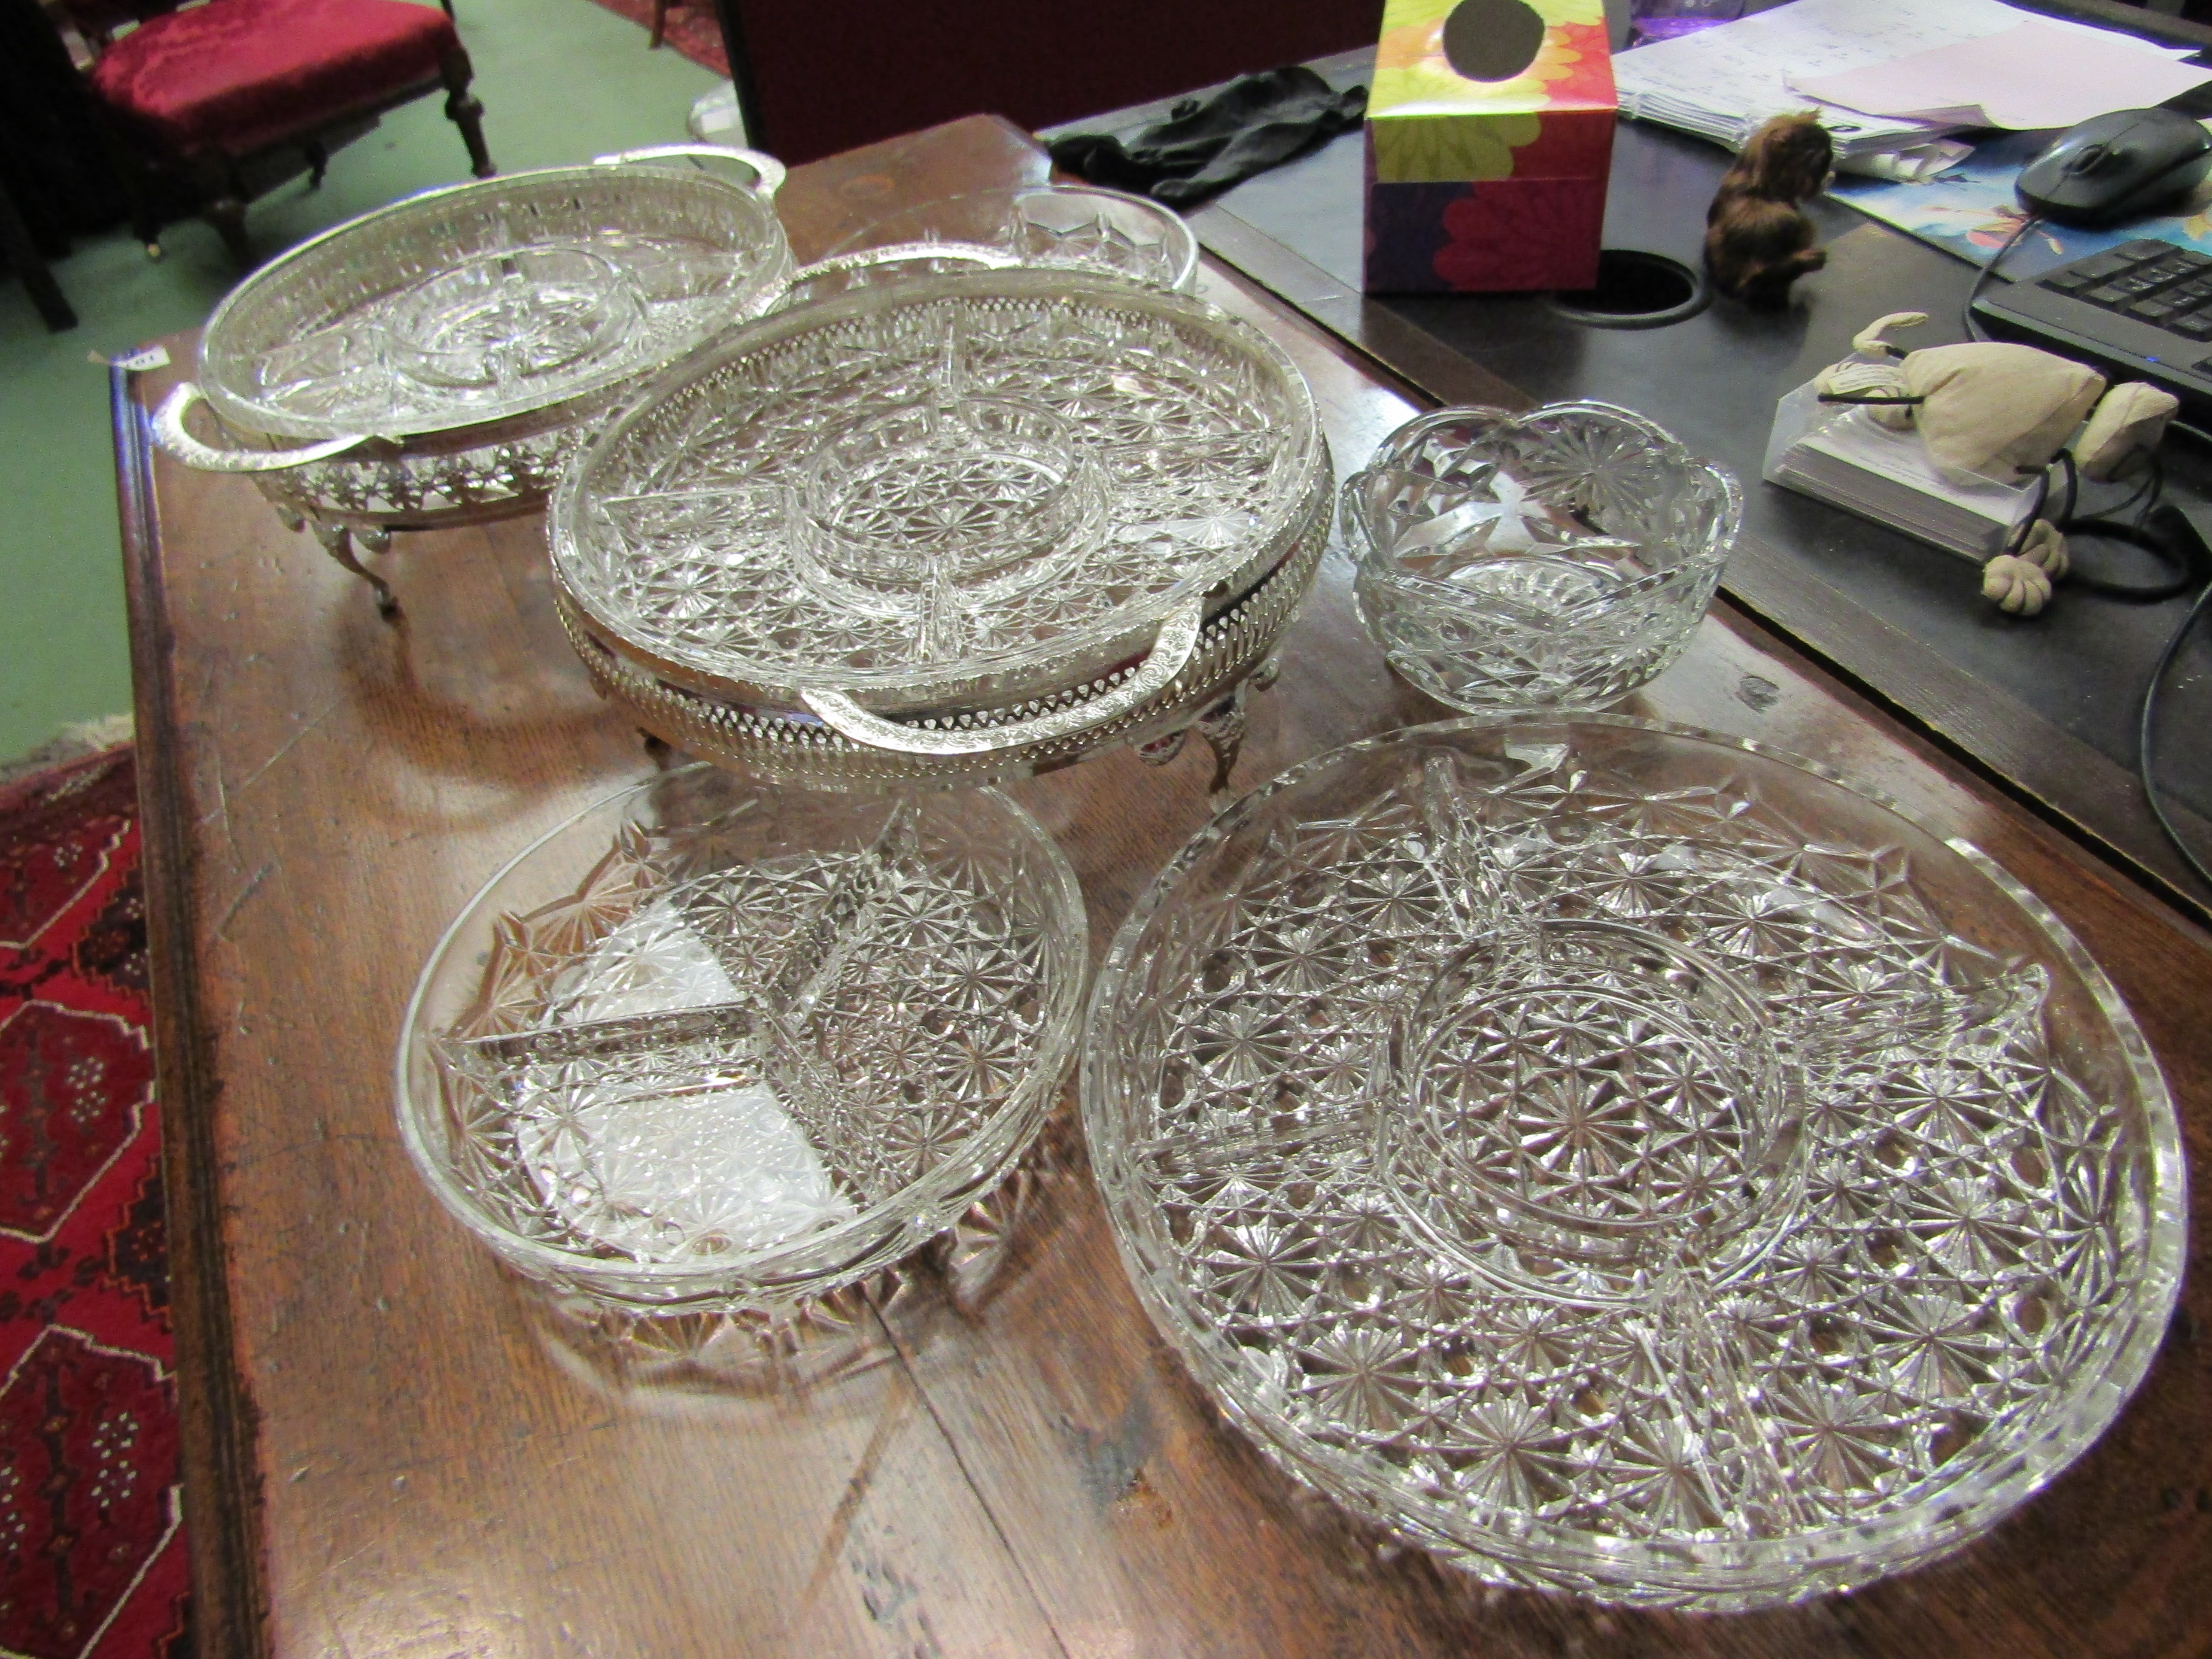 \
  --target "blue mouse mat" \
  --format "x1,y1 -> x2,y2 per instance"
1831,128 -> 2212,276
